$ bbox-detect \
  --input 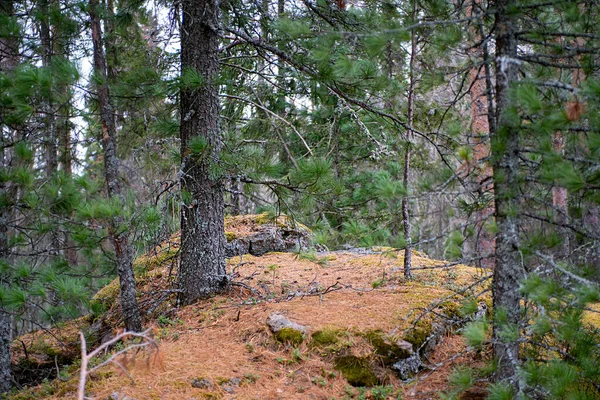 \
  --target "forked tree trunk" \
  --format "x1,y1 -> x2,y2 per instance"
89,0 -> 142,332
491,0 -> 523,392
179,0 -> 228,304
